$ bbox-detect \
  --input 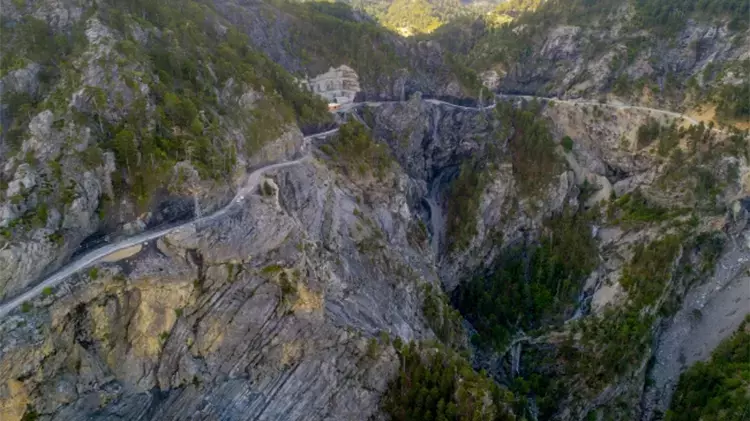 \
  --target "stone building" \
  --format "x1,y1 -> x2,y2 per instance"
300,65 -> 361,106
